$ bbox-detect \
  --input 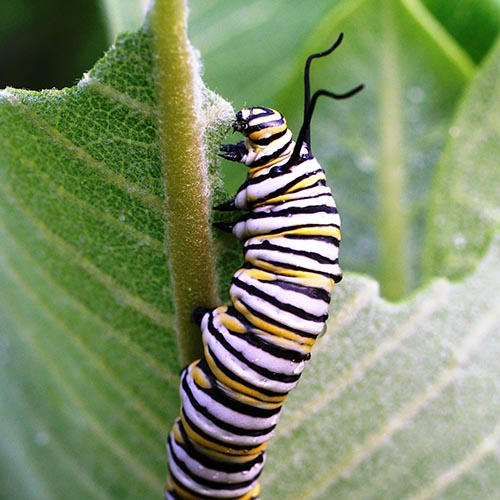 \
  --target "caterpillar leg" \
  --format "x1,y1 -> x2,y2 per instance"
214,199 -> 237,211
192,307 -> 210,327
219,141 -> 247,162
213,221 -> 234,233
